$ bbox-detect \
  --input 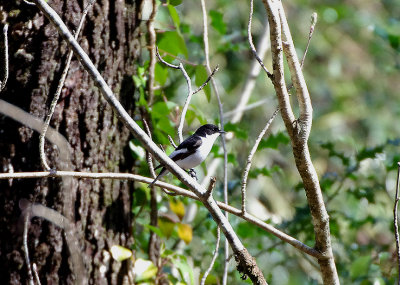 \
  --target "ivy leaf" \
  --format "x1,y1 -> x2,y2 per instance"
209,10 -> 226,35
195,65 -> 211,101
